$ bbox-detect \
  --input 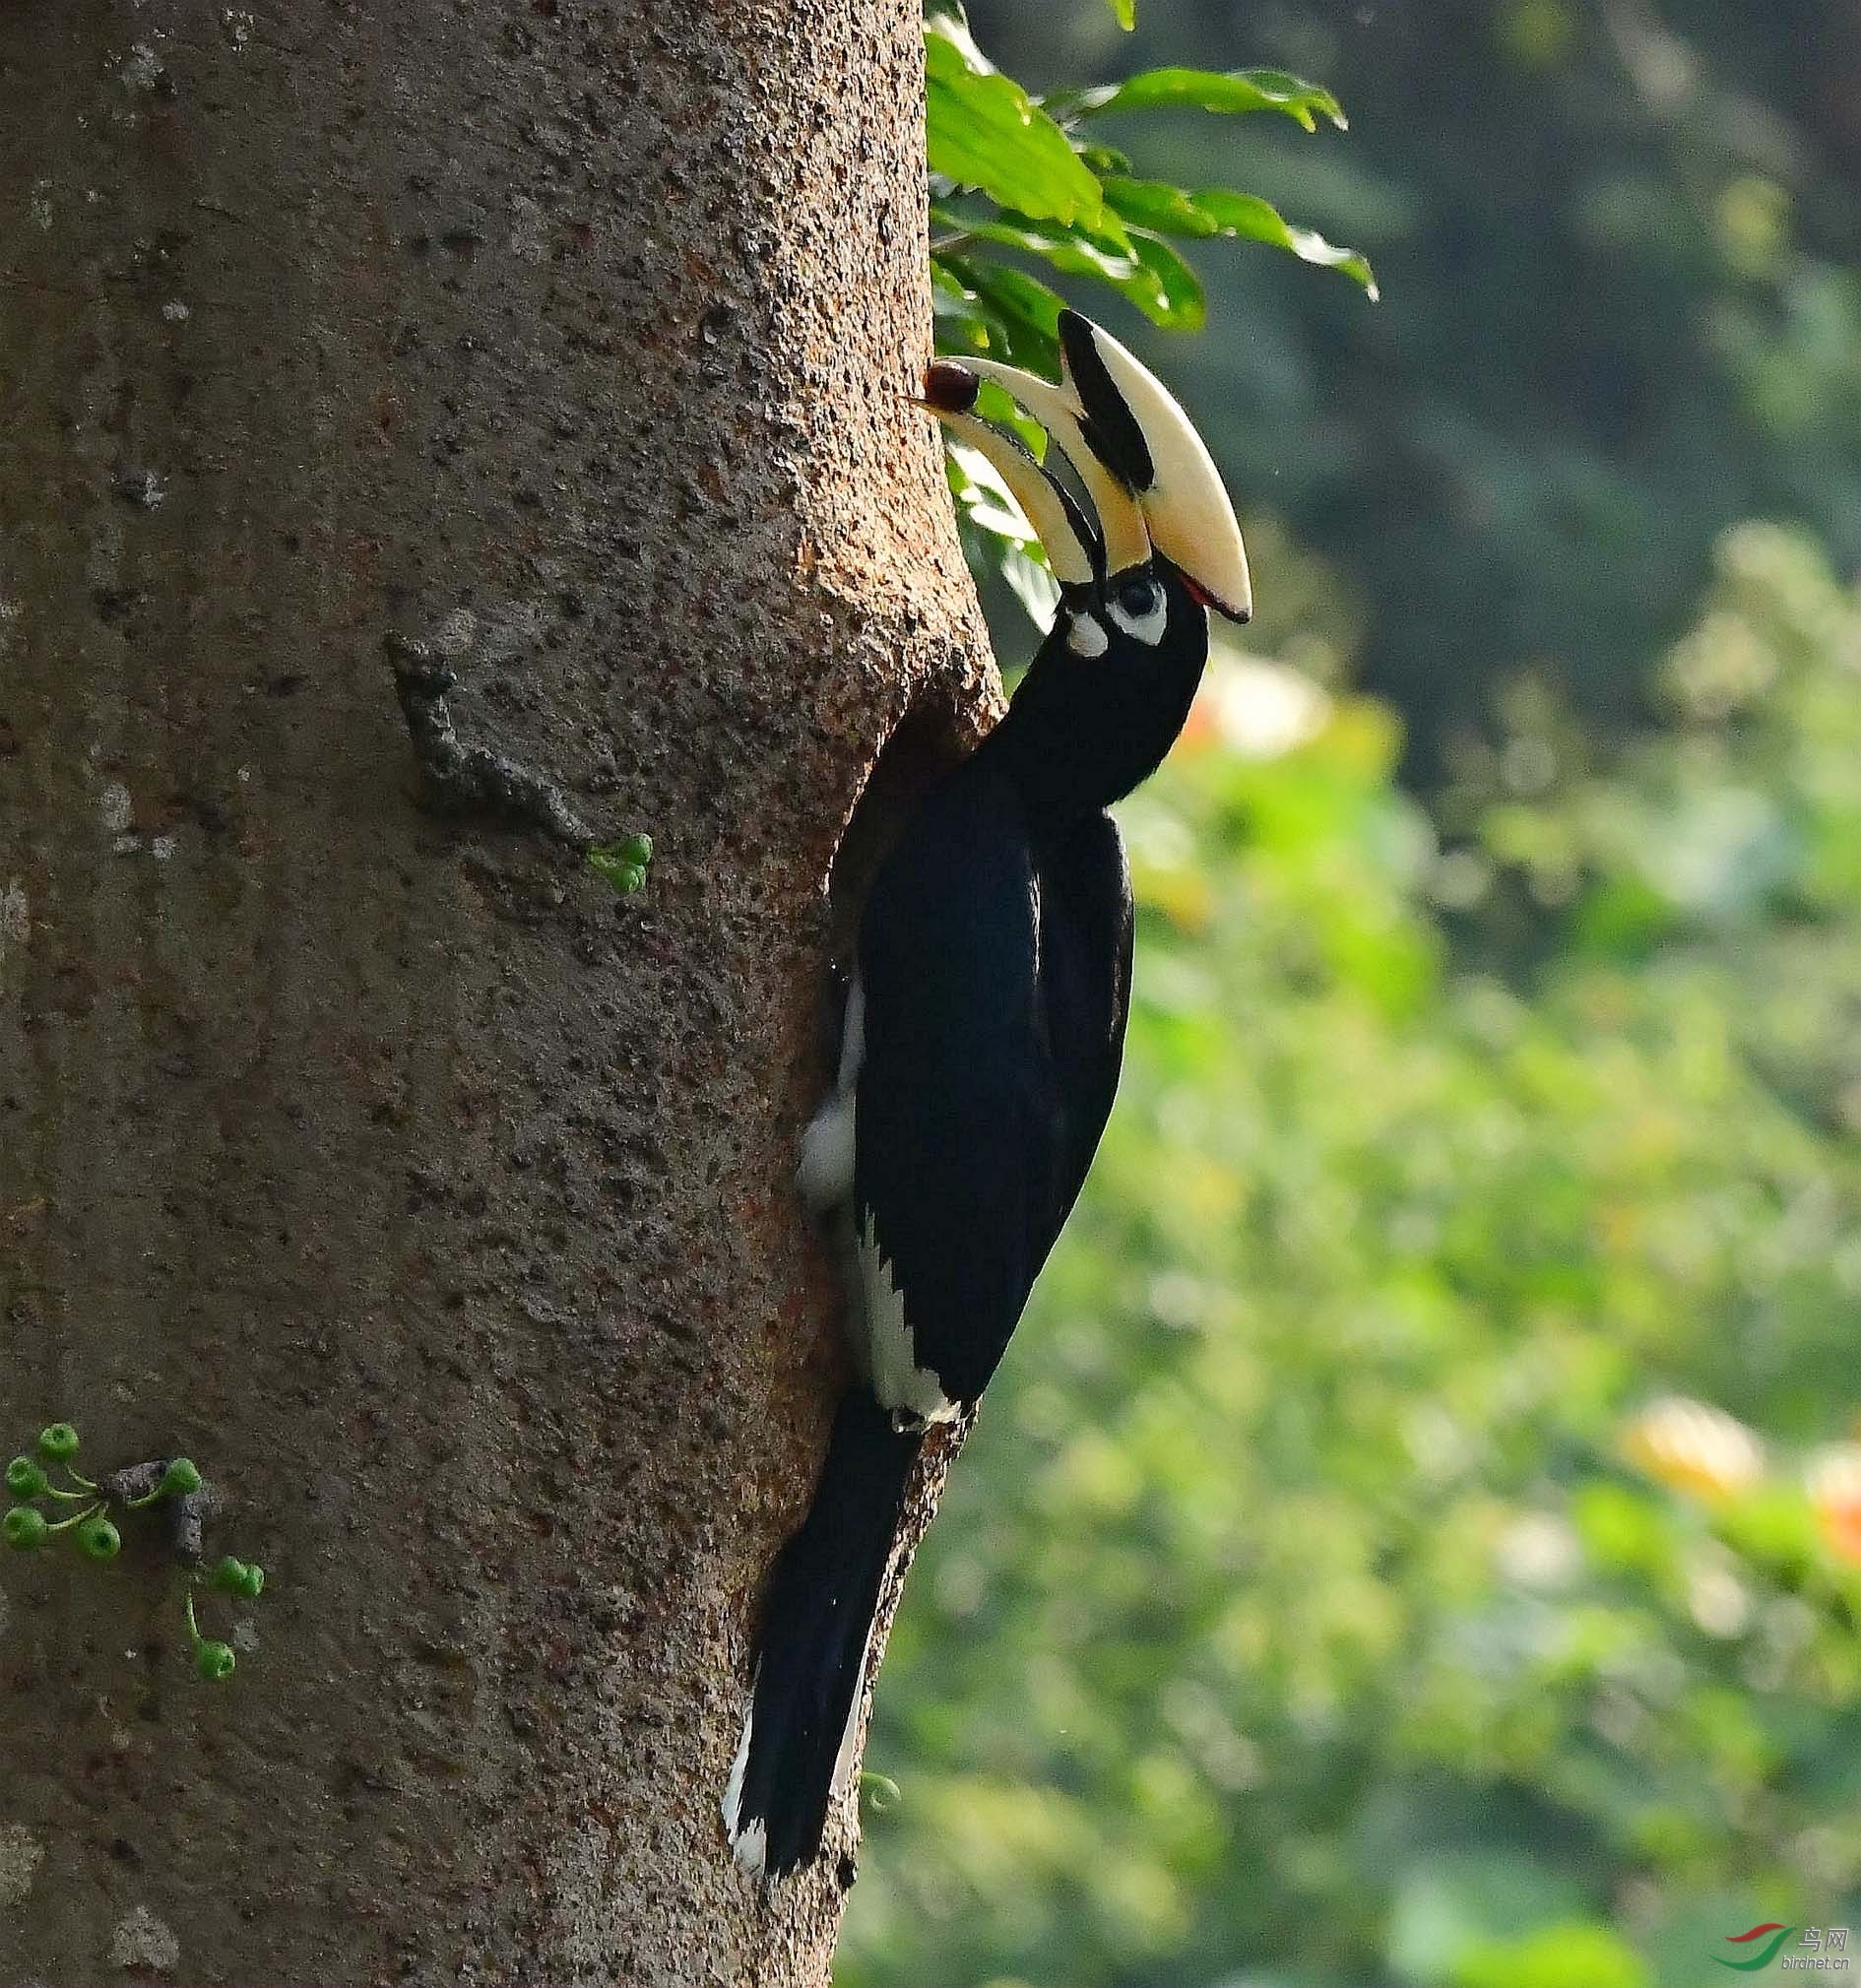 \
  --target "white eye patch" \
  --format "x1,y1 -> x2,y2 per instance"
1107,577 -> 1167,647
1065,611 -> 1110,658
